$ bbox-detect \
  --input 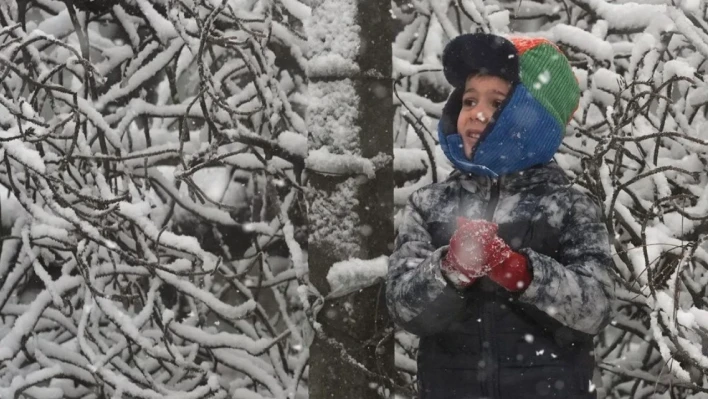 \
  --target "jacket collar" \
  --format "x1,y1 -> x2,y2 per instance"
452,162 -> 569,193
